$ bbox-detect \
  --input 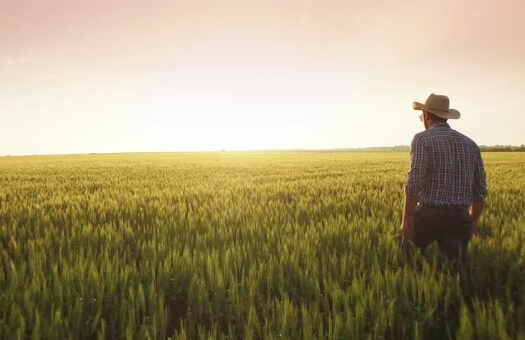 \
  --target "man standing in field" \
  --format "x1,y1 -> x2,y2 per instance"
401,93 -> 487,262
